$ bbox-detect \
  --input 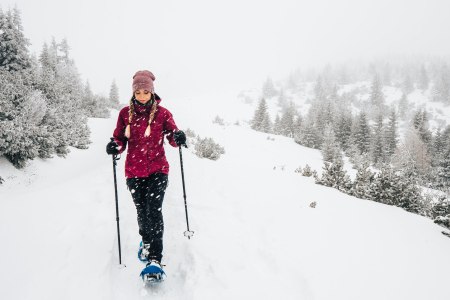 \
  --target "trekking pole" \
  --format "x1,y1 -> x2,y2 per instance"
179,146 -> 194,239
110,137 -> 123,265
